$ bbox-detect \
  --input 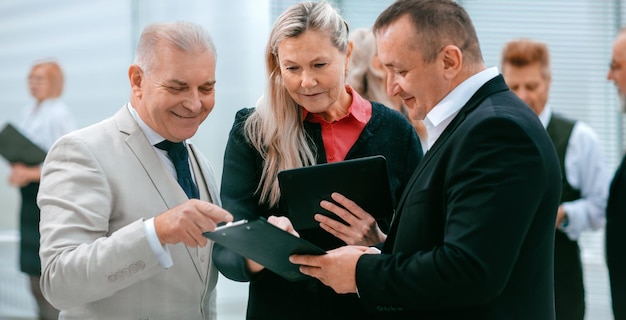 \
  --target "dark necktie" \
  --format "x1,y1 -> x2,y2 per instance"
155,140 -> 199,199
